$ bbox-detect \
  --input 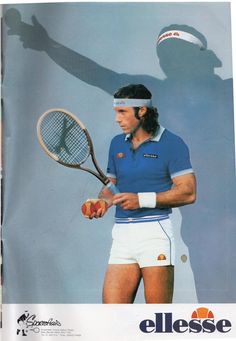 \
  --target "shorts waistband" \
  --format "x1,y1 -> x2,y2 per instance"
115,215 -> 169,224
